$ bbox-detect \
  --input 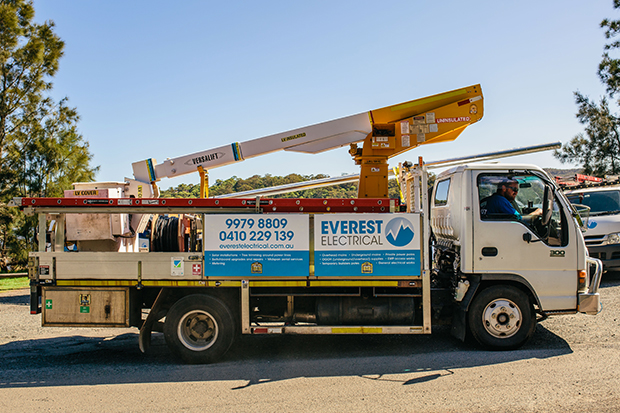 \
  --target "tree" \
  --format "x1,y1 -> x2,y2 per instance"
554,0 -> 620,176
161,172 -> 408,200
0,0 -> 98,270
